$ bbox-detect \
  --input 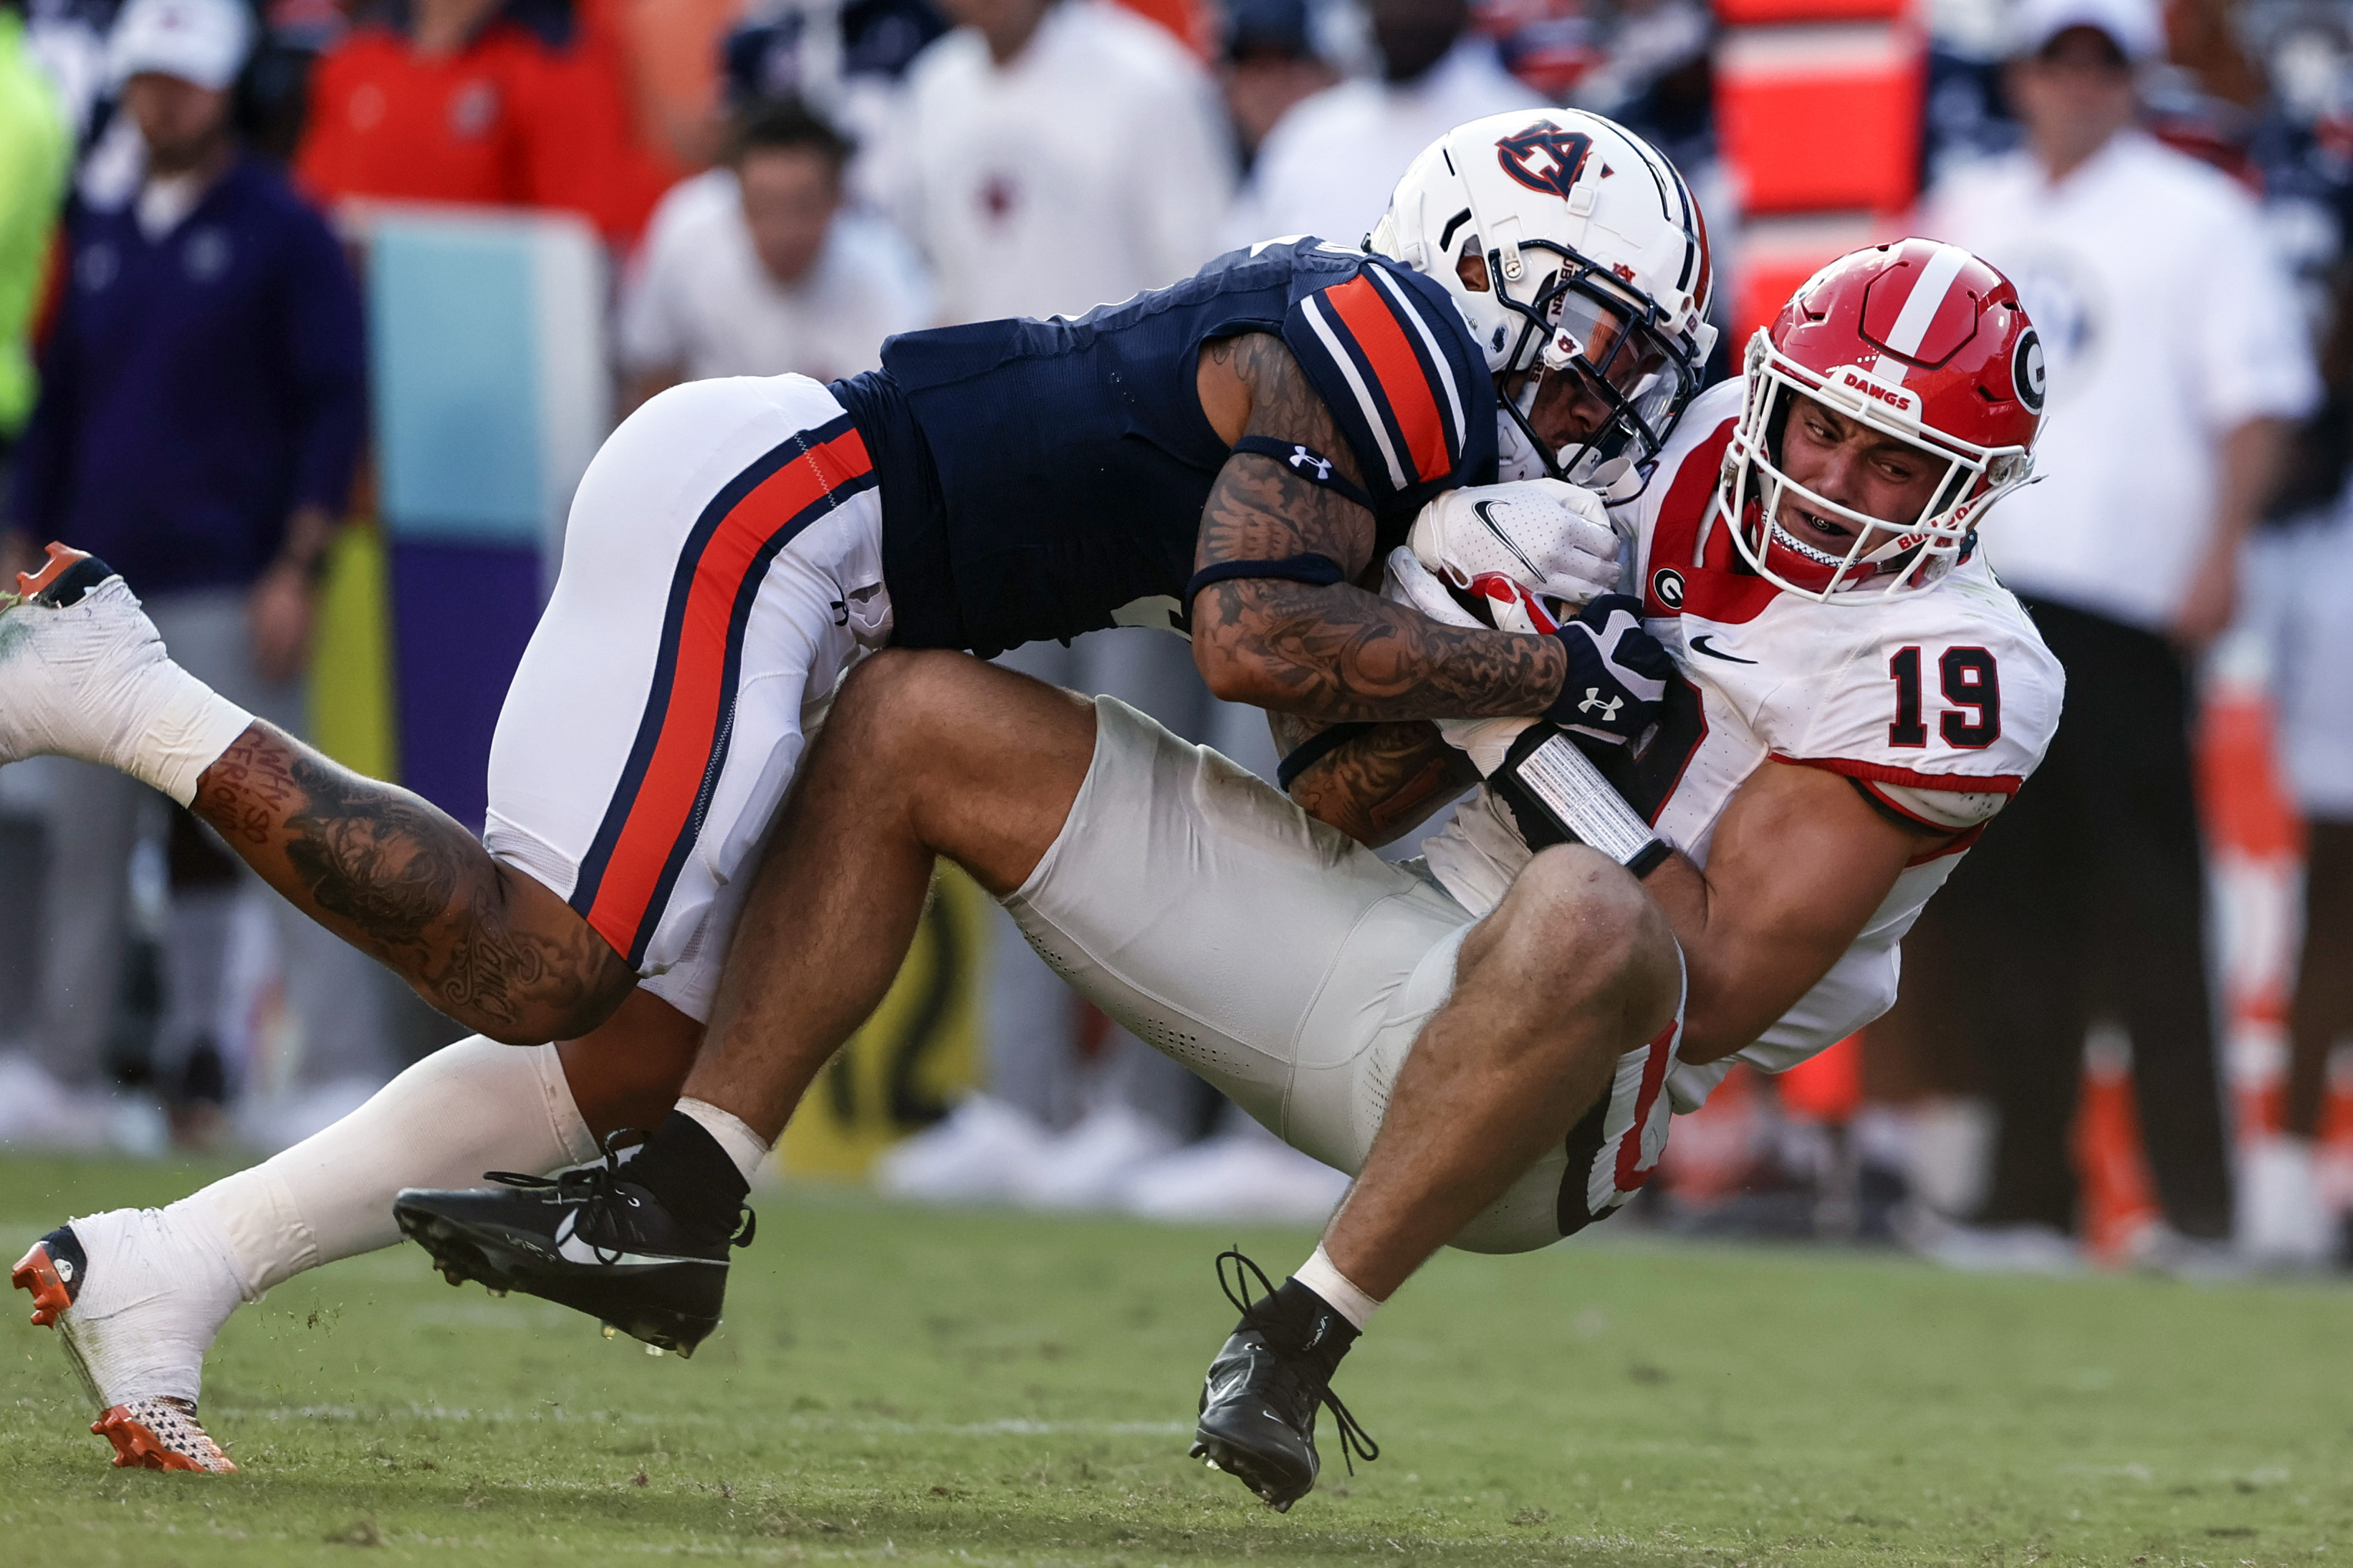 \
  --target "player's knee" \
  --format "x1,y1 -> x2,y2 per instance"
1487,845 -> 1677,1021
826,650 -> 976,775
